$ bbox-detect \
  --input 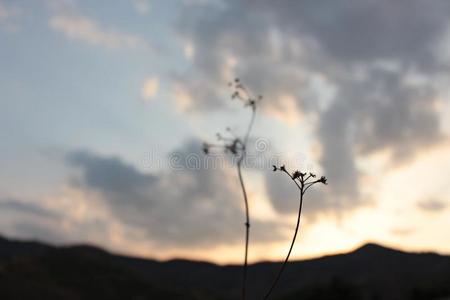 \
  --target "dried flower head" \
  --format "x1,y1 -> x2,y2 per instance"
228,78 -> 262,111
272,165 -> 327,192
203,79 -> 261,159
